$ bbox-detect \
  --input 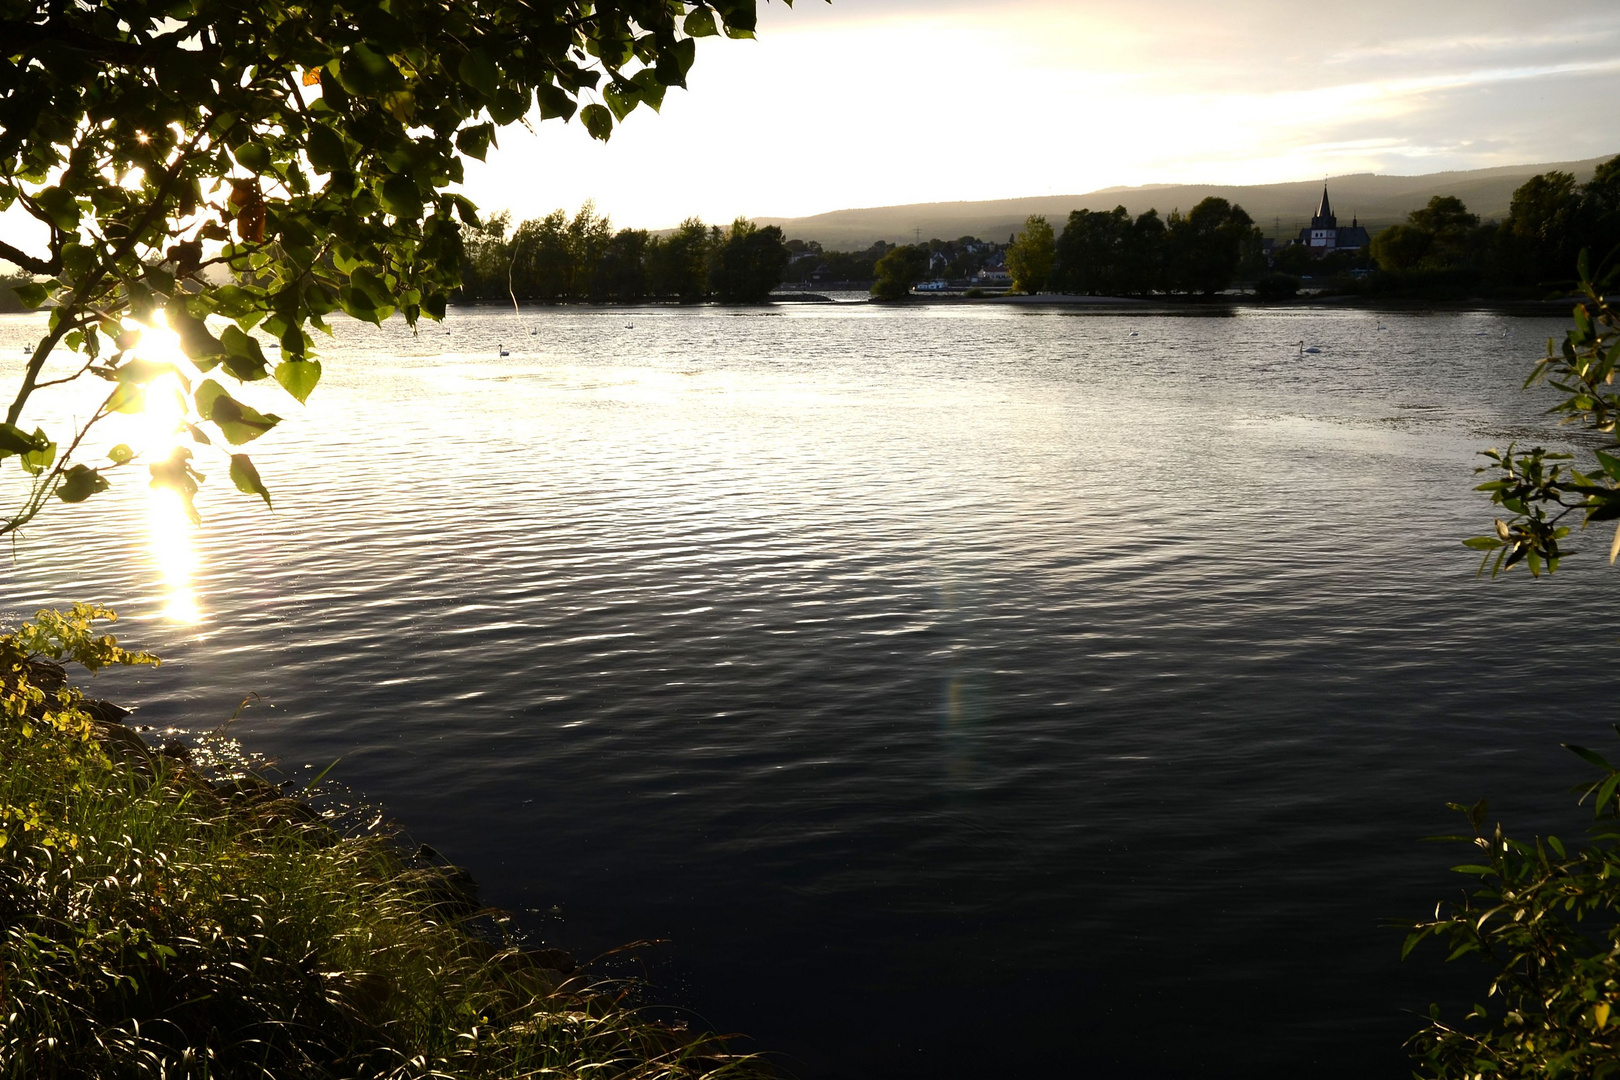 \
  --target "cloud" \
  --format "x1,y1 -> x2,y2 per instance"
455,2 -> 1620,229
